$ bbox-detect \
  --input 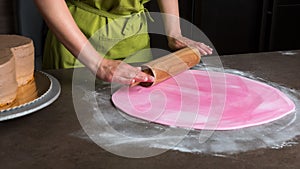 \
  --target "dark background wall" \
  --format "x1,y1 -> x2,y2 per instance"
1,0 -> 300,58
146,0 -> 300,55
0,0 -> 17,34
192,0 -> 263,54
